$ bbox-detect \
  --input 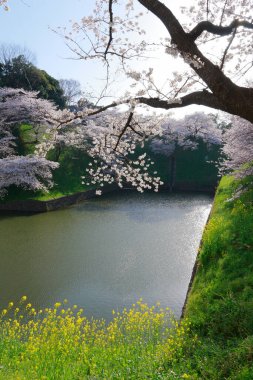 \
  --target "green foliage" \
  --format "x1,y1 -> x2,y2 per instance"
145,140 -> 220,190
47,146 -> 93,195
0,55 -> 66,108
